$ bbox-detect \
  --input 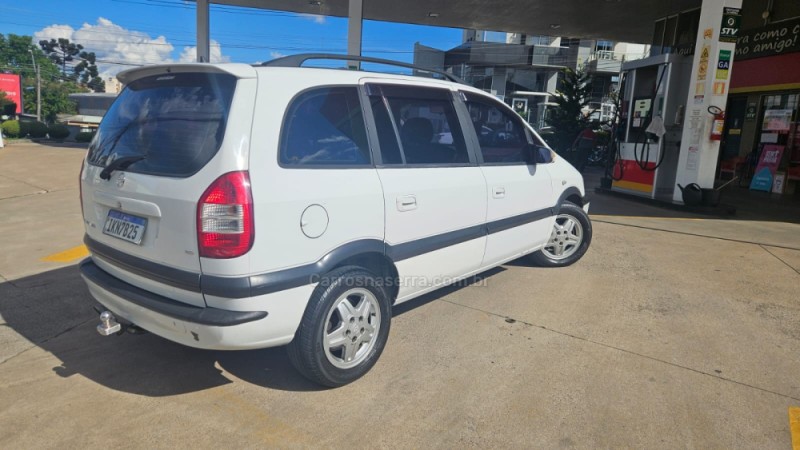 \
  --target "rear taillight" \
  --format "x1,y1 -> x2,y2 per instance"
197,171 -> 254,259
